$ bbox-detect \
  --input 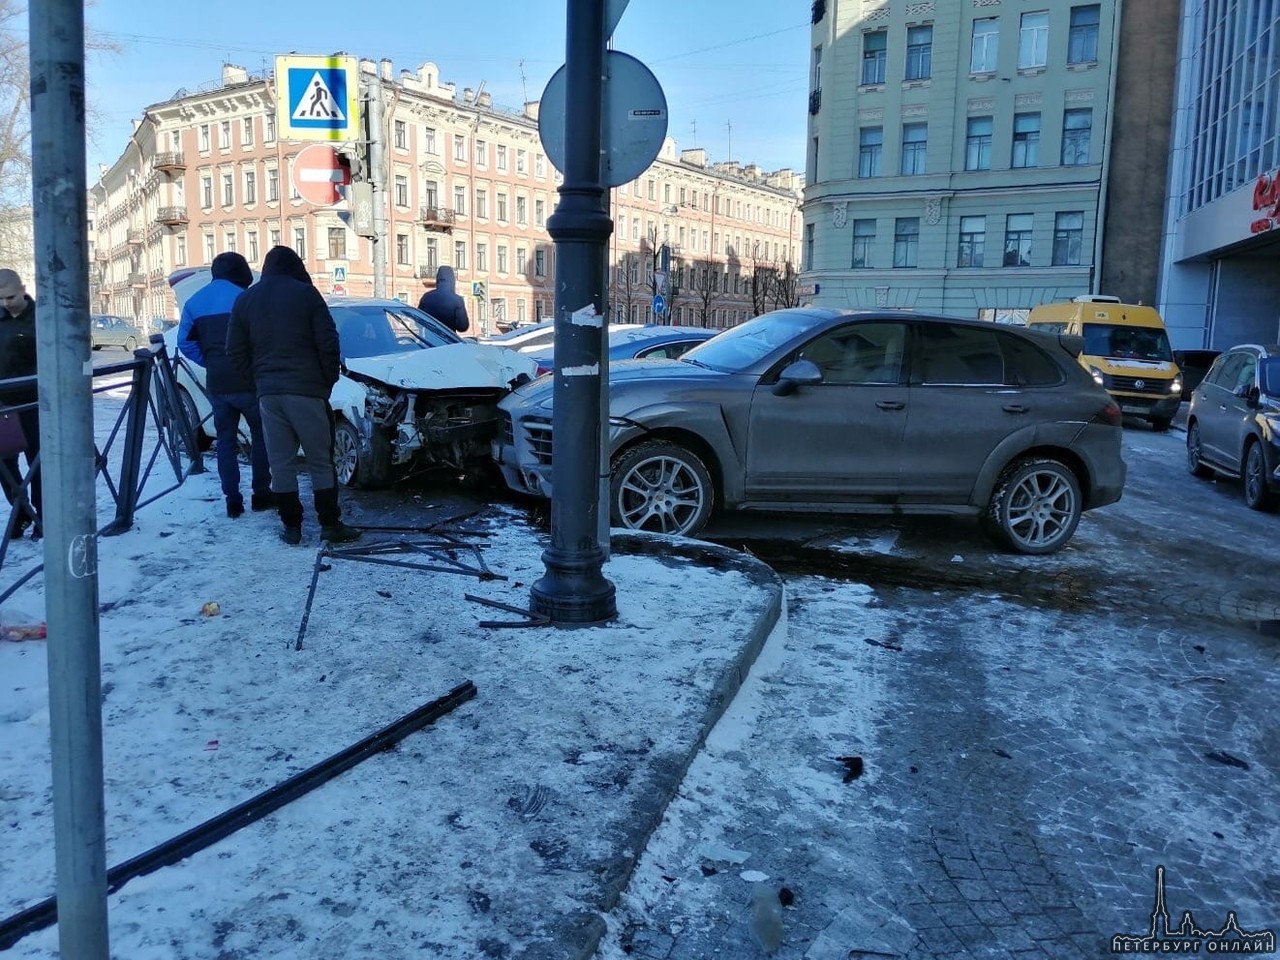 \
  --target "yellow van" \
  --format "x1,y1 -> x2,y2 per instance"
1026,296 -> 1182,431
